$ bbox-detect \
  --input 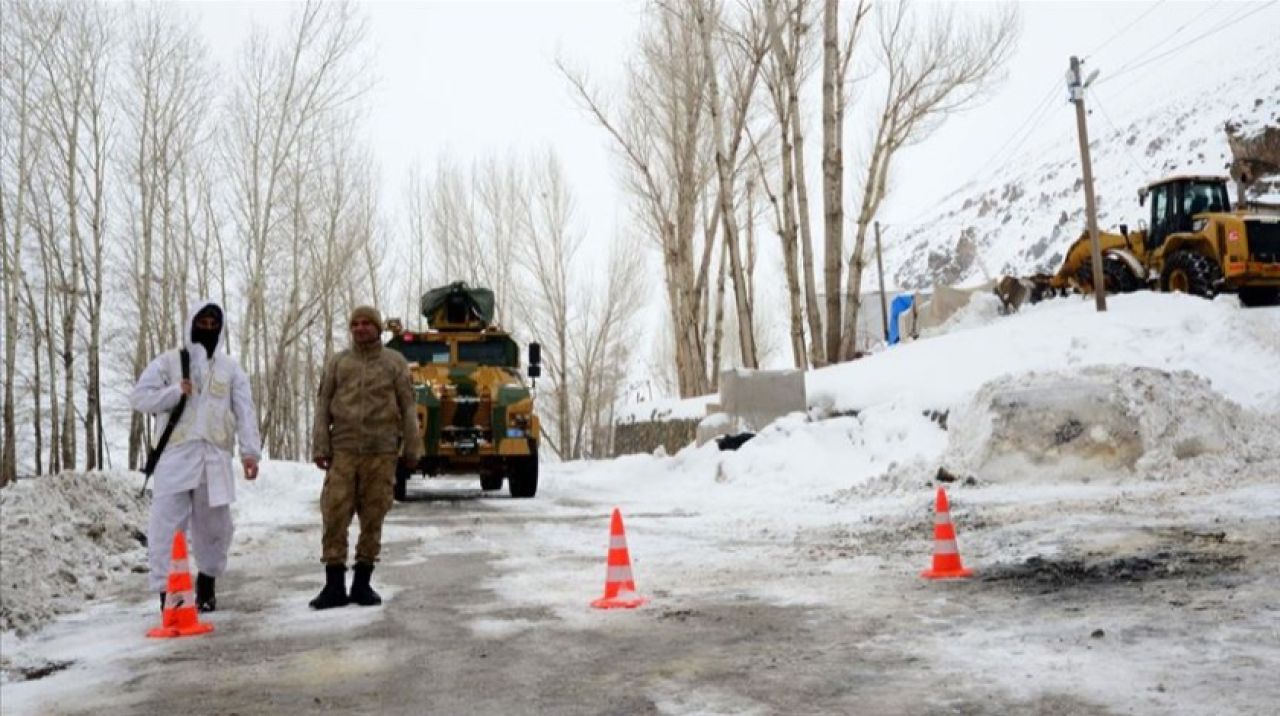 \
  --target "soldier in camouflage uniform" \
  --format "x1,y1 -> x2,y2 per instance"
309,305 -> 421,609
